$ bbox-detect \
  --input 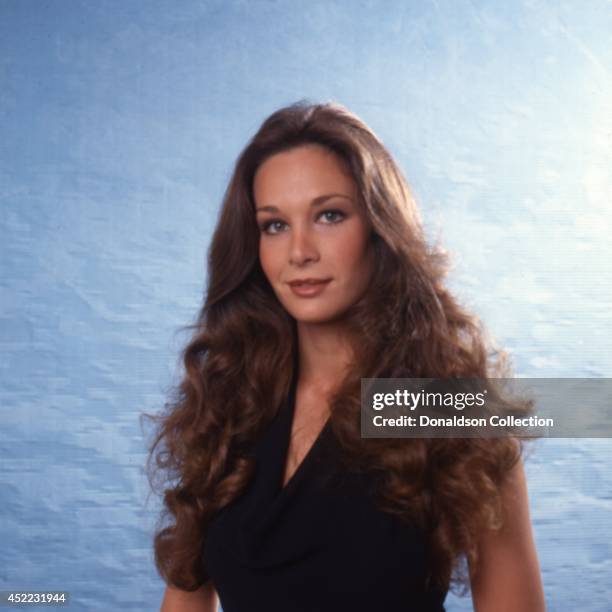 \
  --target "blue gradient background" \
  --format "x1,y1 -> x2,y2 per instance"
1,1 -> 611,610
